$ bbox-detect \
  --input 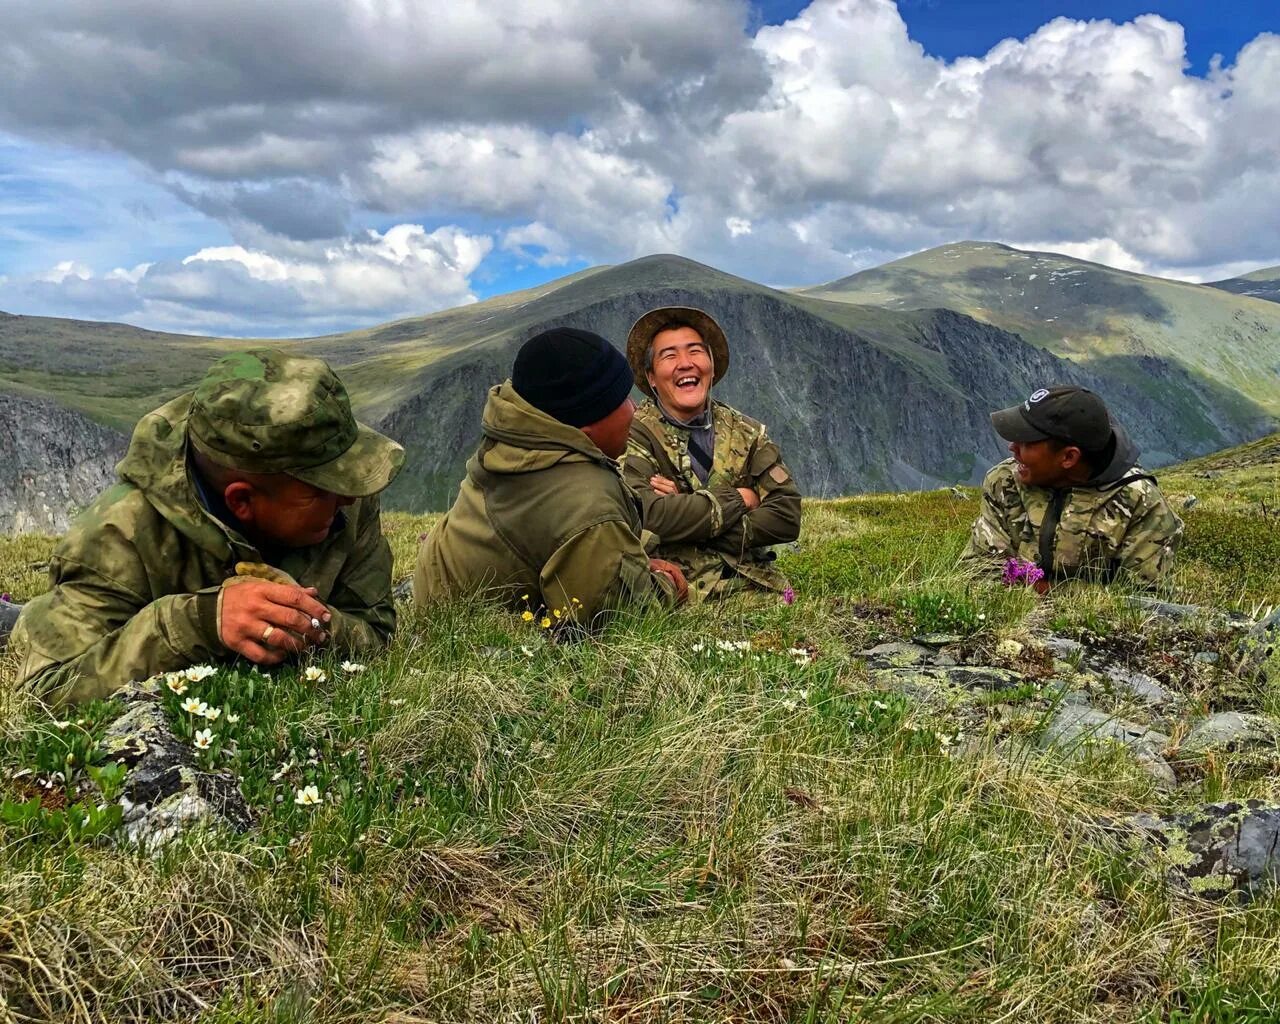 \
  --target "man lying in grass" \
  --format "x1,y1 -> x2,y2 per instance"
9,350 -> 404,707
961,385 -> 1183,591
414,327 -> 688,625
